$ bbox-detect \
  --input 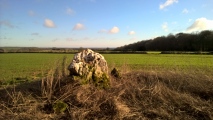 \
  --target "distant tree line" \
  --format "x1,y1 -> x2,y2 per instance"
115,30 -> 213,51
0,47 -> 78,53
0,47 -> 114,53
